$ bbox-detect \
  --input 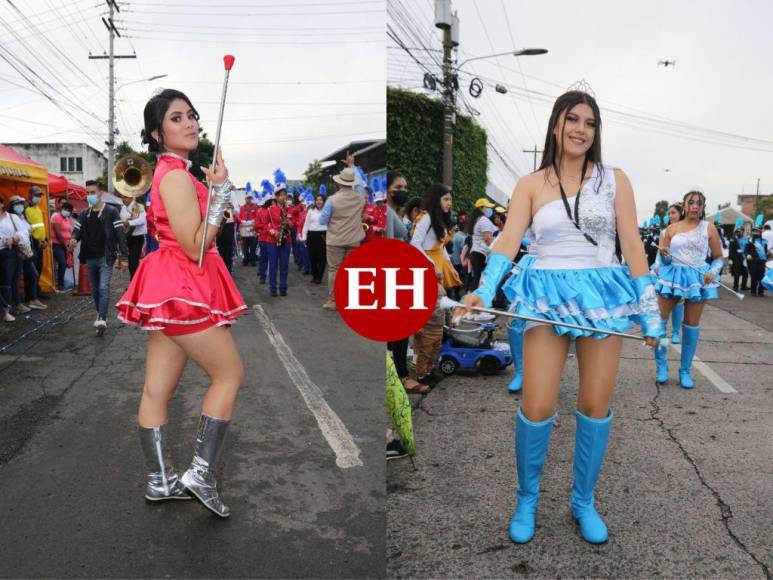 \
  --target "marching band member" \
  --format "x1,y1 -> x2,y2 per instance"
119,192 -> 148,280
256,180 -> 275,285
265,169 -> 292,297
117,89 -> 247,517
238,192 -> 258,266
654,190 -> 723,388
745,226 -> 768,297
464,89 -> 665,544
